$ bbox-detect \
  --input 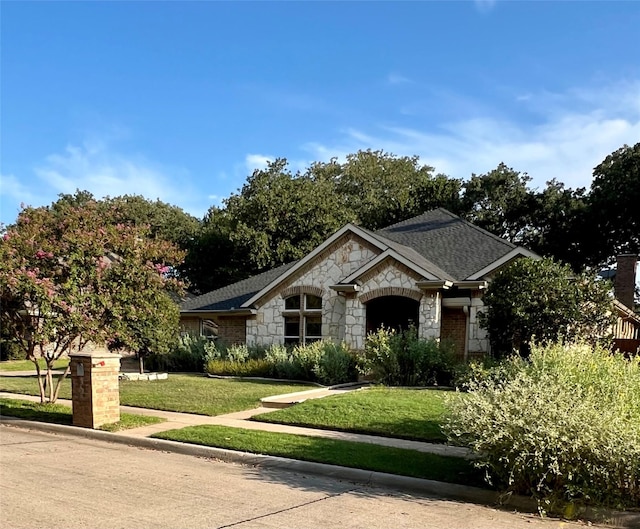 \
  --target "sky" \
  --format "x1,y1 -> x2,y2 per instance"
1,1 -> 639,229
